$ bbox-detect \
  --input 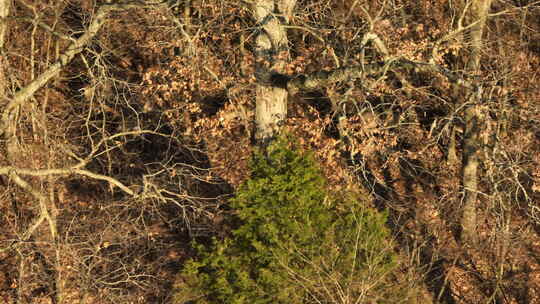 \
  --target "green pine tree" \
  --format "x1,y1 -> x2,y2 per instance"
174,136 -> 400,303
